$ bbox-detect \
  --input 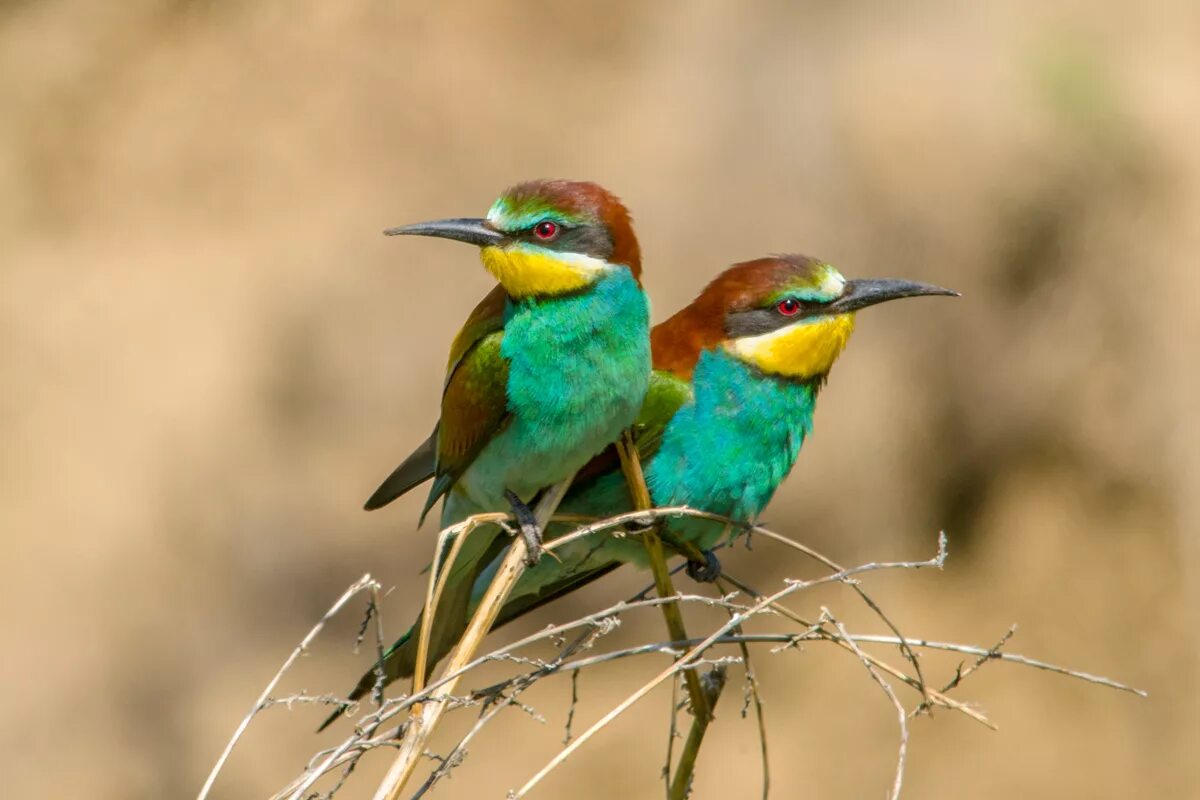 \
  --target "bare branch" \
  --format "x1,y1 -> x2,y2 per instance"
615,433 -> 714,749
370,478 -> 576,800
511,538 -> 946,798
715,576 -> 769,800
242,509 -> 1144,800
829,611 -> 908,800
197,574 -> 379,800
668,666 -> 727,799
